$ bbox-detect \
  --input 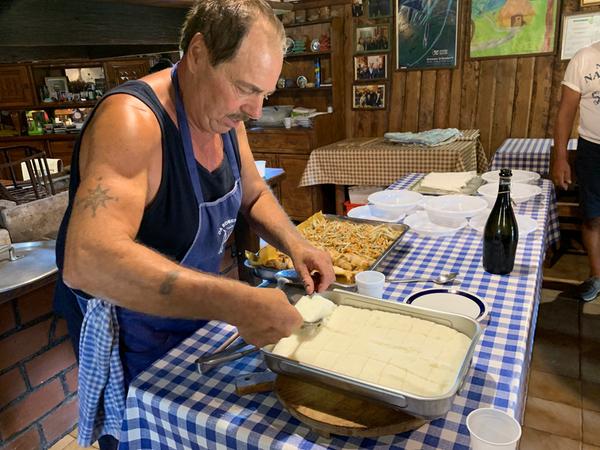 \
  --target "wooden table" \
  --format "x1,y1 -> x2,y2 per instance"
298,130 -> 488,214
